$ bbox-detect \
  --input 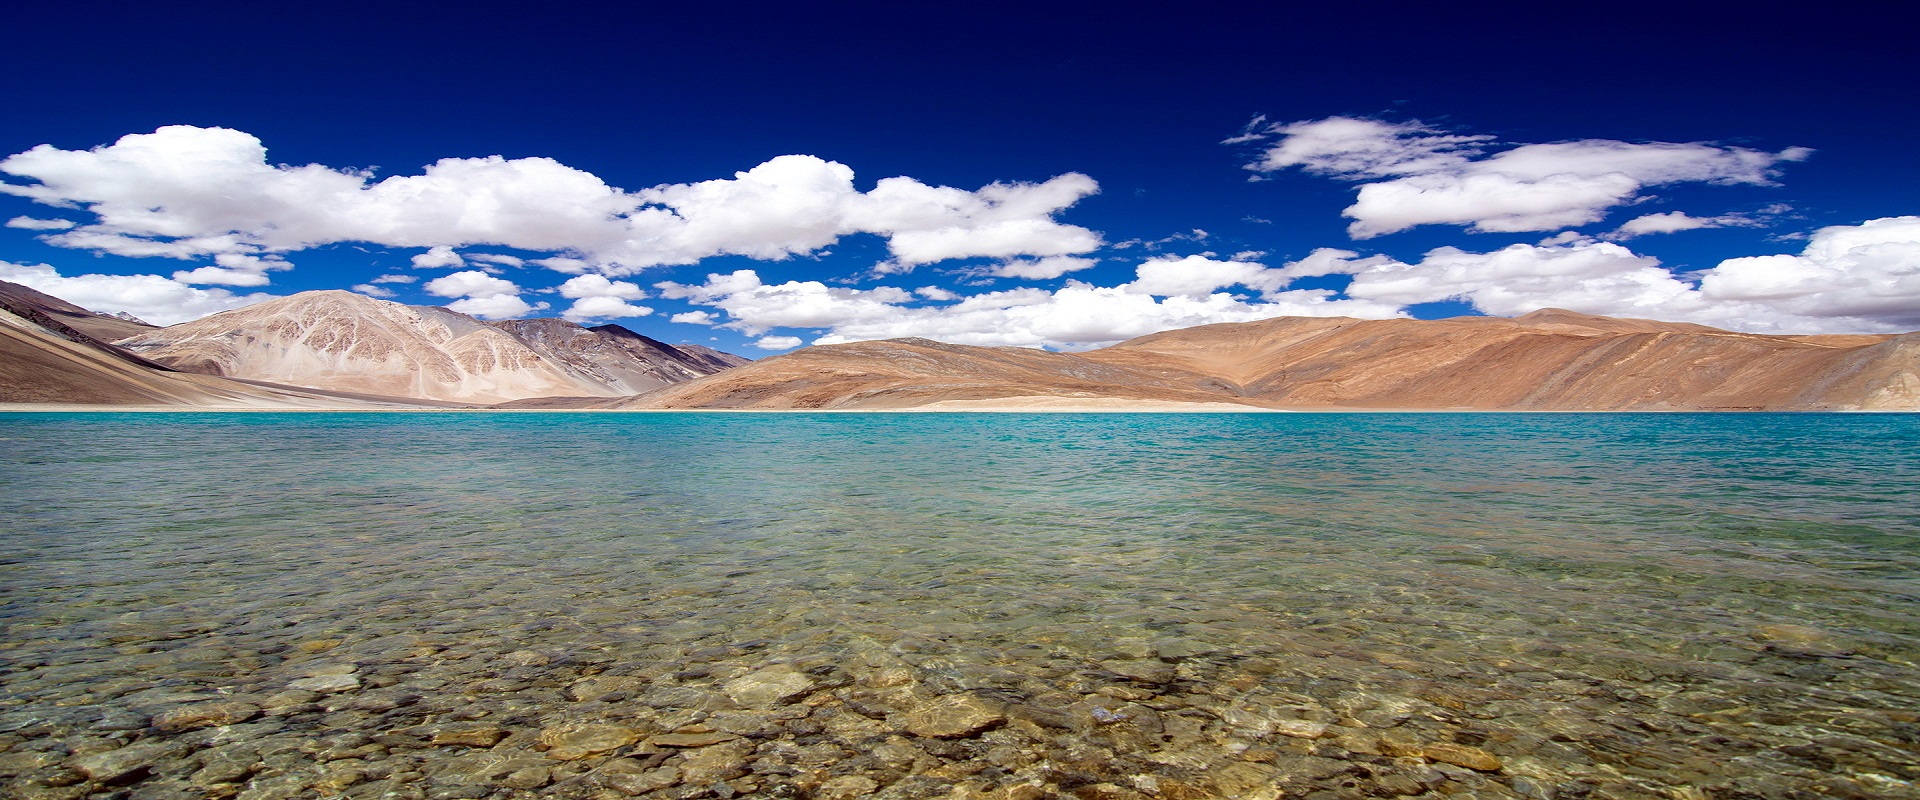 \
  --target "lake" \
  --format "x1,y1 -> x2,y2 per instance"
1,412 -> 1916,799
